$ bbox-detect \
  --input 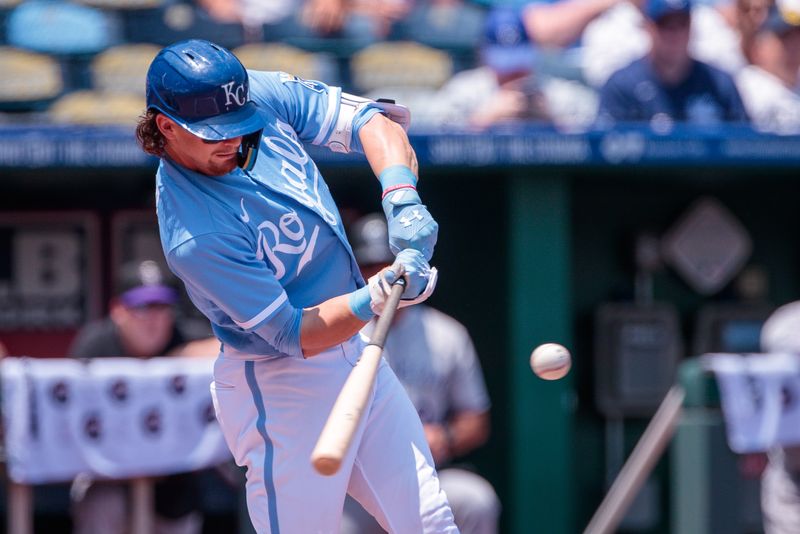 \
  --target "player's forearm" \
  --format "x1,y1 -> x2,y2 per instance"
523,0 -> 619,48
359,113 -> 418,178
300,294 -> 367,357
360,113 -> 438,261
447,411 -> 491,458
